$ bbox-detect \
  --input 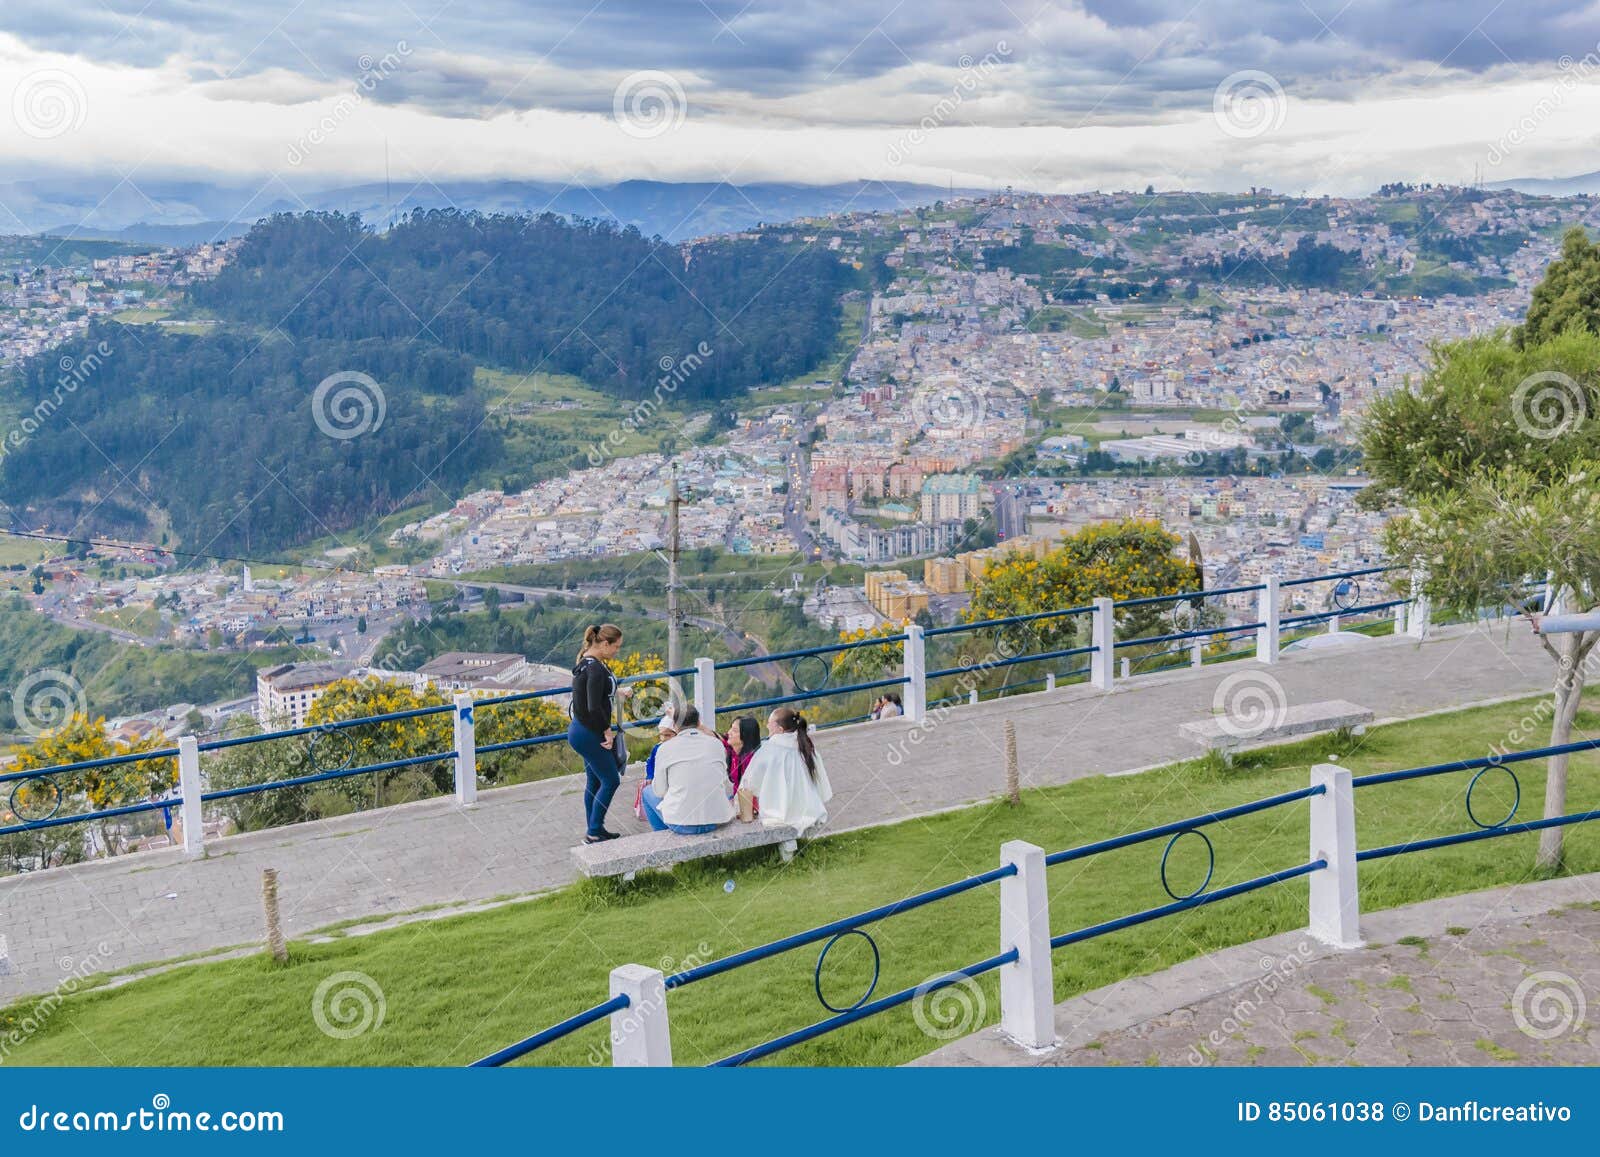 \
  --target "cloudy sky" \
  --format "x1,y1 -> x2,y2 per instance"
2,0 -> 1598,197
